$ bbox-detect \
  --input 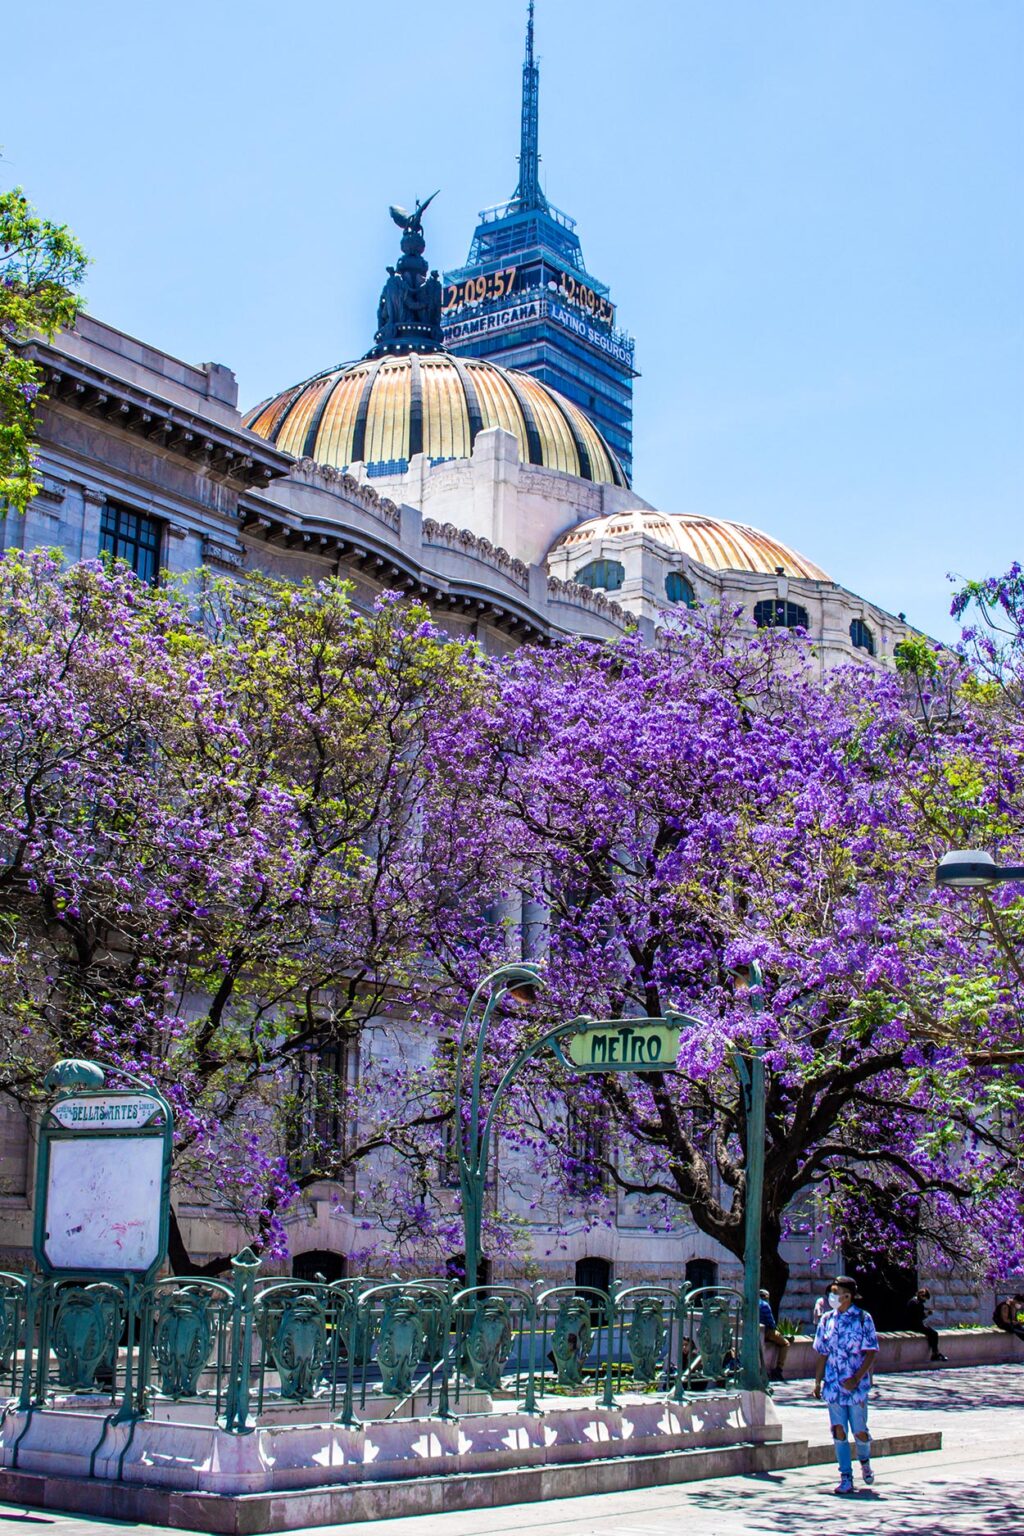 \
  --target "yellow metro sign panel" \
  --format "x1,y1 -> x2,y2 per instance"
563,1018 -> 684,1073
